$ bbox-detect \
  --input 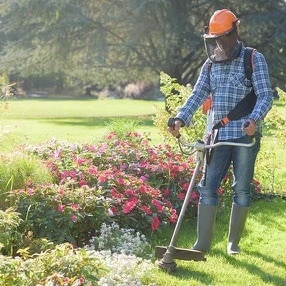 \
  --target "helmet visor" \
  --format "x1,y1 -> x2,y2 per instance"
204,35 -> 230,63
